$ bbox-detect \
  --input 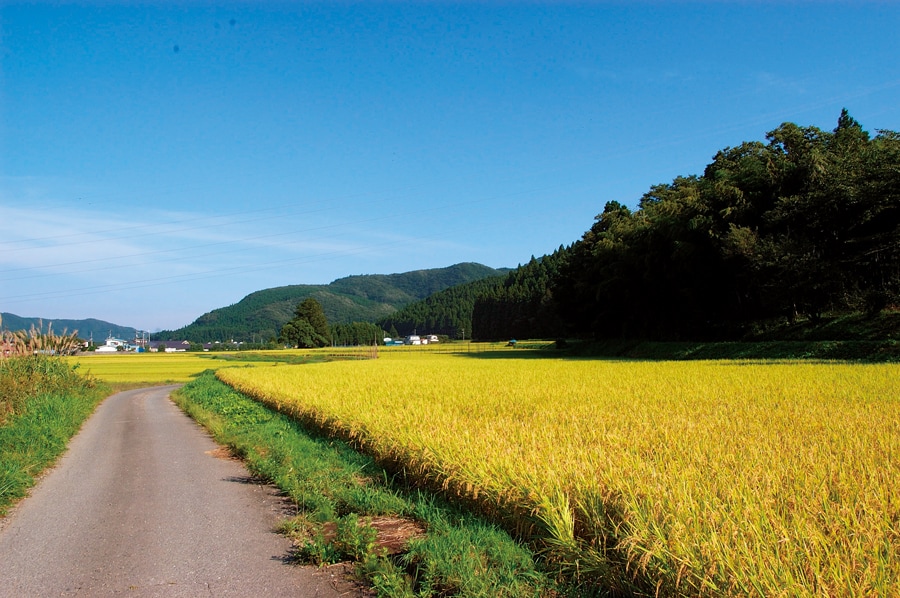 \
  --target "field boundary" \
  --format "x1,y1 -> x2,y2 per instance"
173,372 -> 555,597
